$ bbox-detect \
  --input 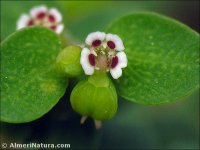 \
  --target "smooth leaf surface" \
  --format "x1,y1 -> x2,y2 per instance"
107,12 -> 199,104
1,27 -> 68,123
